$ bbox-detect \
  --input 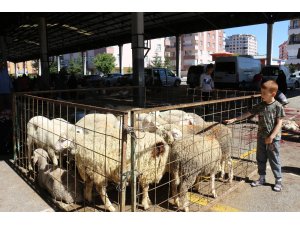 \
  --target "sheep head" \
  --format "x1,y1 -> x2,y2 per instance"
33,148 -> 49,167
